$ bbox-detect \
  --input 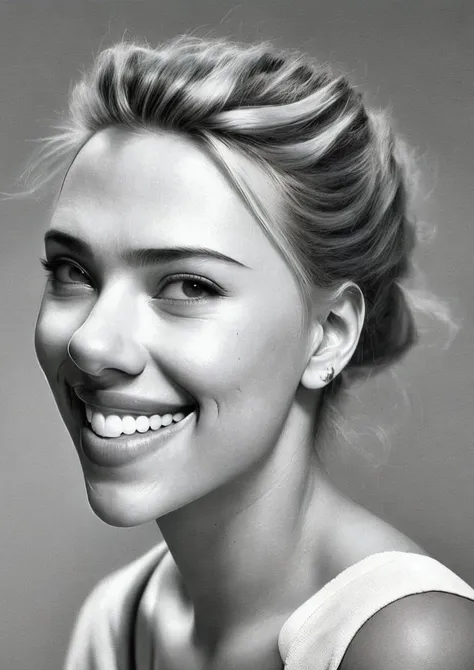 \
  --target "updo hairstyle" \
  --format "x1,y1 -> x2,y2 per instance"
12,35 -> 456,449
